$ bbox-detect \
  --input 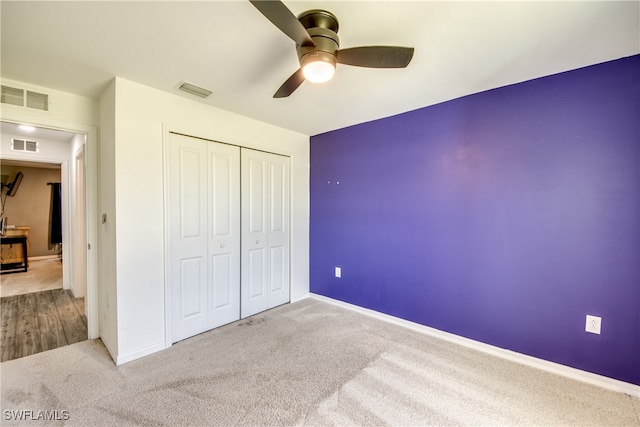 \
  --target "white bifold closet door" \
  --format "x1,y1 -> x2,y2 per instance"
241,150 -> 290,318
169,133 -> 290,343
169,134 -> 241,343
